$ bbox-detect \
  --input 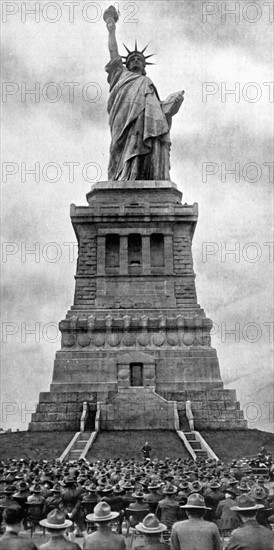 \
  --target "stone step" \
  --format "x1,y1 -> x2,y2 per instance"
69,450 -> 83,456
185,433 -> 196,441
189,441 -> 202,450
194,450 -> 208,457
